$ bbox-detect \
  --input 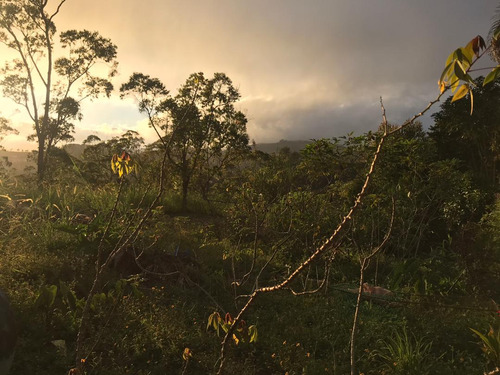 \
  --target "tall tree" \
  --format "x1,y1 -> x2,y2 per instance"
0,0 -> 117,178
430,77 -> 500,192
121,72 -> 249,210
